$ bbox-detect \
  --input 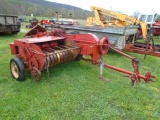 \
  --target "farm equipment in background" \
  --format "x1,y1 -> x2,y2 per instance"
40,19 -> 55,27
86,6 -> 158,40
153,21 -> 160,36
18,17 -> 27,23
70,5 -> 160,58
54,23 -> 160,58
40,19 -> 74,28
86,6 -> 160,40
0,14 -> 21,34
9,25 -> 154,85
26,17 -> 39,28
137,13 -> 160,37
40,9 -> 79,28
